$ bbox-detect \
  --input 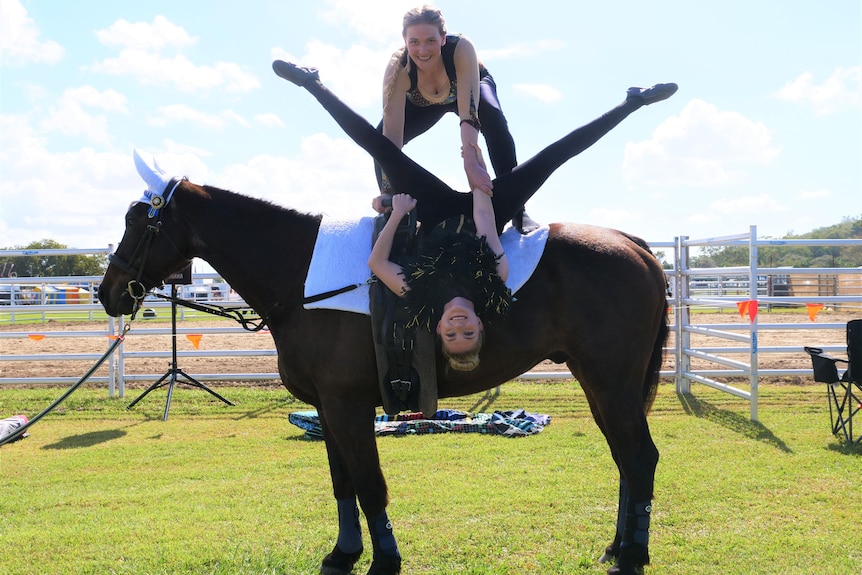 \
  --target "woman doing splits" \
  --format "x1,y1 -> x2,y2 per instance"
273,59 -> 677,371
